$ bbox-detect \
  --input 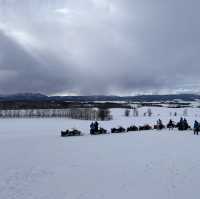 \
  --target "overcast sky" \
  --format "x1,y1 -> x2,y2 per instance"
0,0 -> 200,95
